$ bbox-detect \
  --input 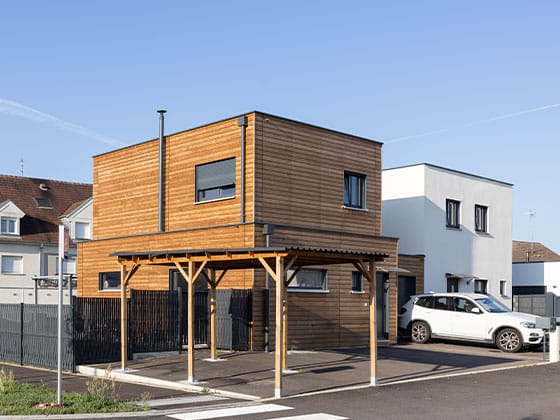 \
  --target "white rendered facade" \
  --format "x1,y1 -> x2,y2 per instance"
513,262 -> 560,296
382,164 -> 513,307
